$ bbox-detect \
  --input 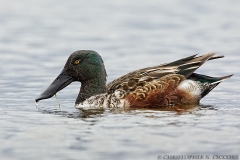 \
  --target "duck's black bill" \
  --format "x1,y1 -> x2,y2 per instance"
35,69 -> 74,102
